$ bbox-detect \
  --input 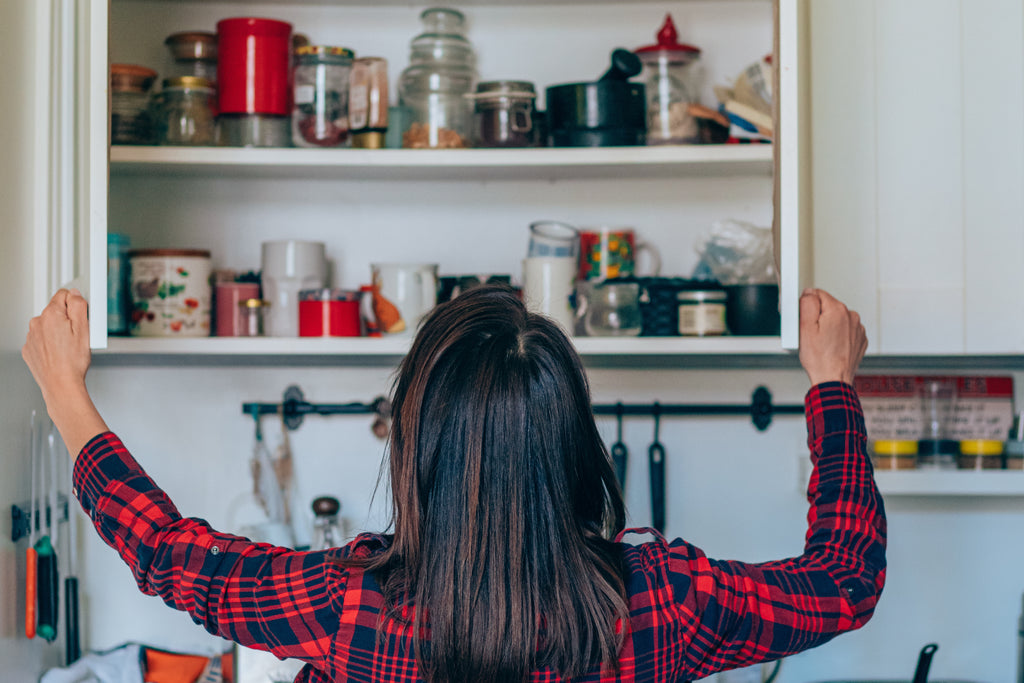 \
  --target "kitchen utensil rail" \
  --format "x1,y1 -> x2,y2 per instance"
242,385 -> 391,431
592,387 -> 804,431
